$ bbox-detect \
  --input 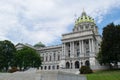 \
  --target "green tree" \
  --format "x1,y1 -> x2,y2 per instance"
0,40 -> 16,72
97,23 -> 120,68
15,46 -> 41,70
